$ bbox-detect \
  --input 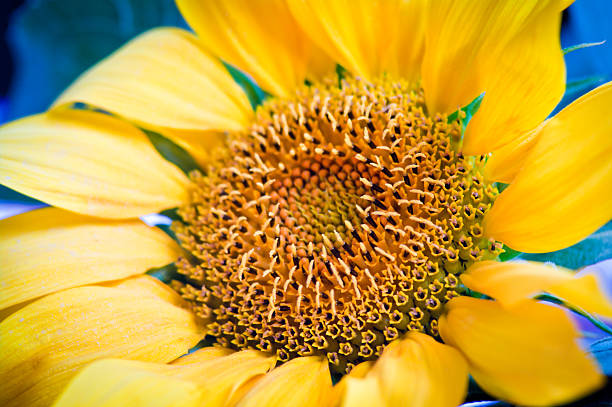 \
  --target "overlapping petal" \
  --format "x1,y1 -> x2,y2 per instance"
0,278 -> 203,407
462,261 -> 612,318
234,356 -> 333,407
287,0 -> 425,82
175,350 -> 276,406
484,122 -> 544,183
52,359 -> 205,407
177,0 -> 333,97
440,297 -> 603,406
0,109 -> 190,218
485,82 -> 612,252
422,0 -> 568,155
53,27 -> 252,160
0,207 -> 181,311
340,375 -> 386,407
371,333 -> 468,407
